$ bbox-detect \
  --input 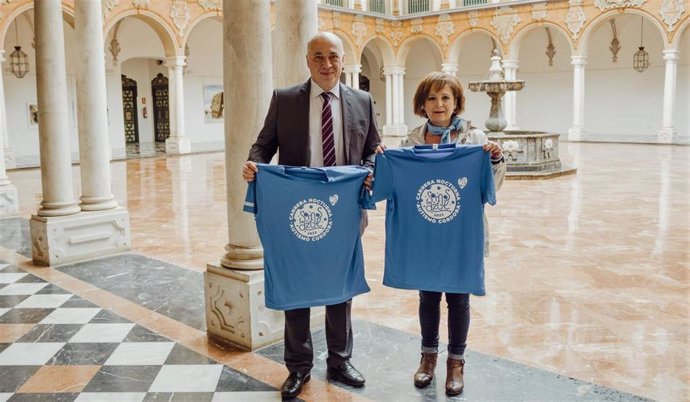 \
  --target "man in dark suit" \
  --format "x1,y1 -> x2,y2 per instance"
242,32 -> 380,399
